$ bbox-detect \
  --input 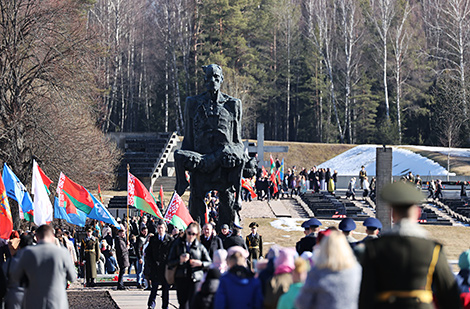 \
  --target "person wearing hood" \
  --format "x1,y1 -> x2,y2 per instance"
214,247 -> 263,309
456,249 -> 470,308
